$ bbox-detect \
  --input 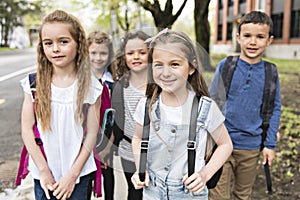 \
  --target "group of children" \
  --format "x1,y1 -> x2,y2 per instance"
19,9 -> 281,200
